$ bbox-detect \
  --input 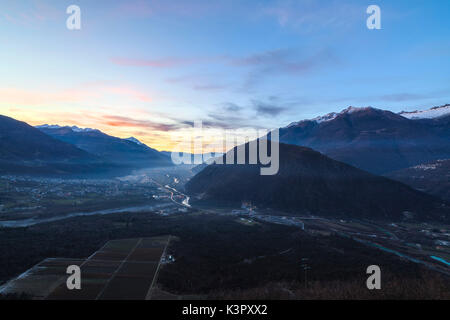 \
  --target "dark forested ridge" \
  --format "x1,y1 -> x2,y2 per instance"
186,142 -> 448,221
